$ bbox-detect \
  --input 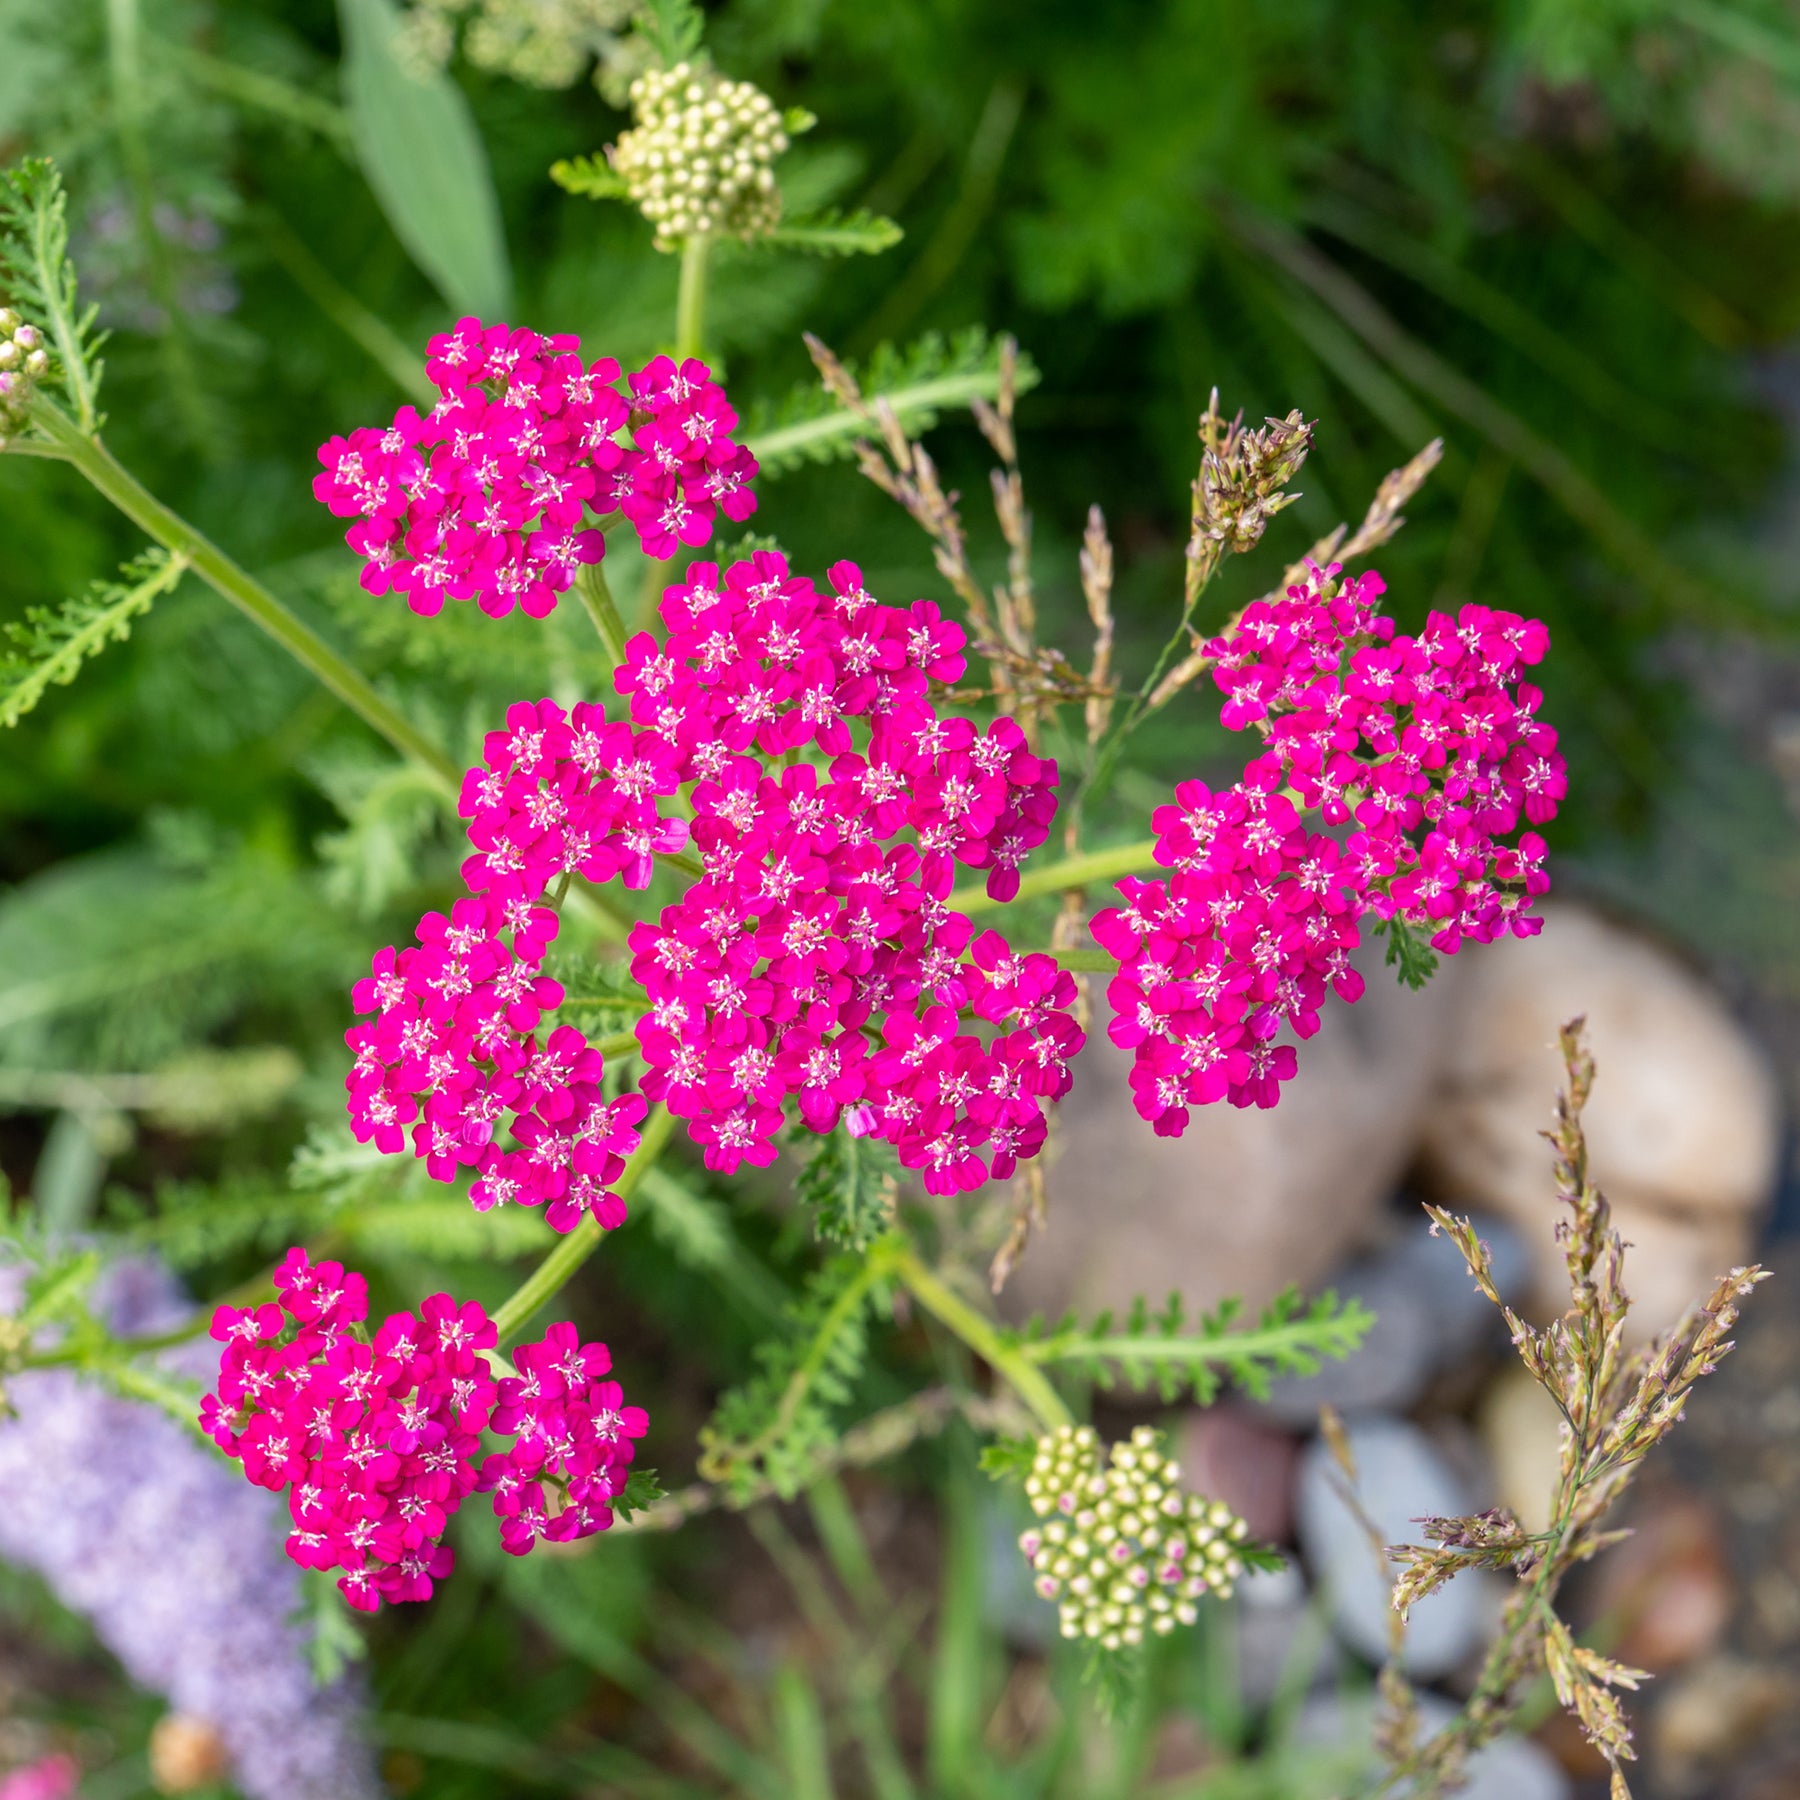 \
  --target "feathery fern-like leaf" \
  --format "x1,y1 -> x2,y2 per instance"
793,1123 -> 898,1251
0,550 -> 187,729
759,209 -> 902,257
698,1250 -> 886,1500
742,327 -> 1038,476
549,154 -> 627,201
0,157 -> 105,431
1008,1286 -> 1375,1405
